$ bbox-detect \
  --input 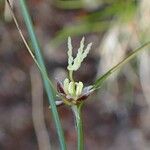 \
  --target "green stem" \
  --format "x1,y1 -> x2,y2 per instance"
77,108 -> 84,150
72,104 -> 84,150
69,70 -> 74,82
93,41 -> 150,89
19,1 -> 66,149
